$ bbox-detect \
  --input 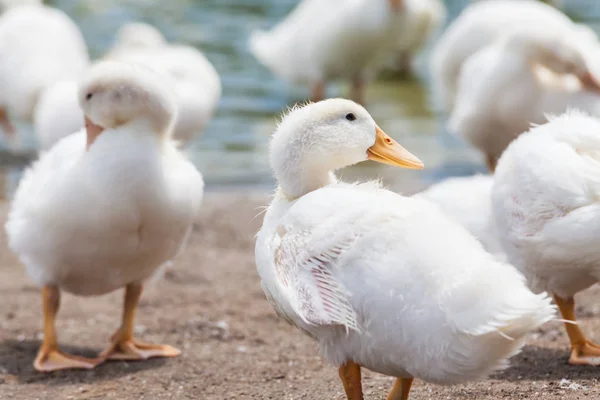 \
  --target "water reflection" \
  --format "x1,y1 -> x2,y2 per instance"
0,0 -> 598,197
